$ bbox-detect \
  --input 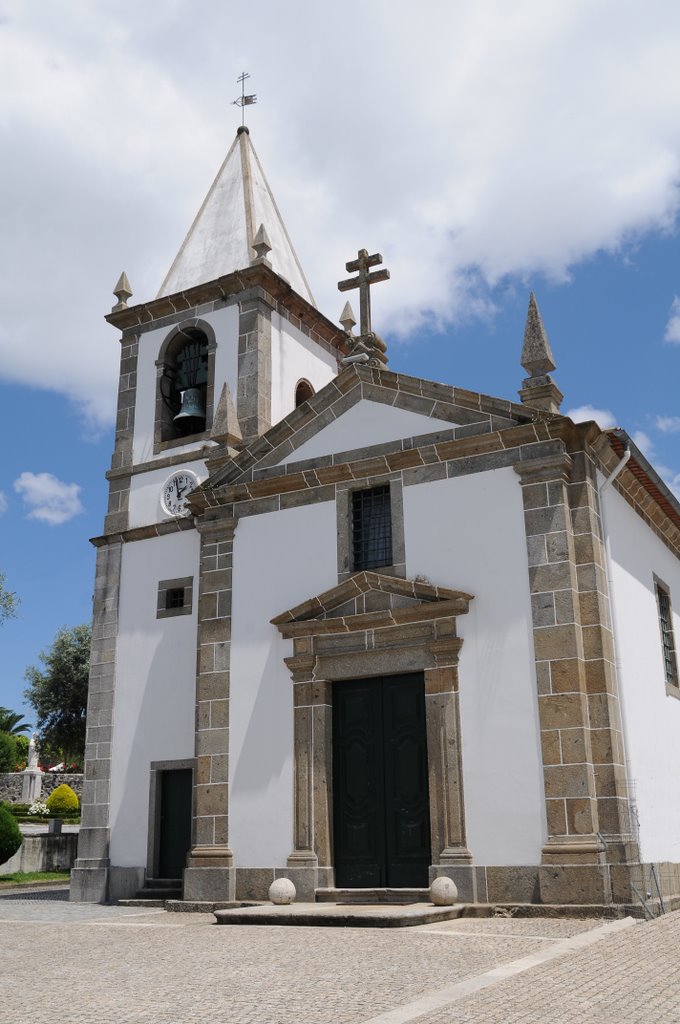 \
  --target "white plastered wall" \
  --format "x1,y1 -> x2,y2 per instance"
404,468 -> 547,865
128,460 -> 208,529
229,500 -> 338,867
132,305 -> 239,465
109,530 -> 199,867
270,314 -> 338,425
280,399 -> 457,466
603,483 -> 680,862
